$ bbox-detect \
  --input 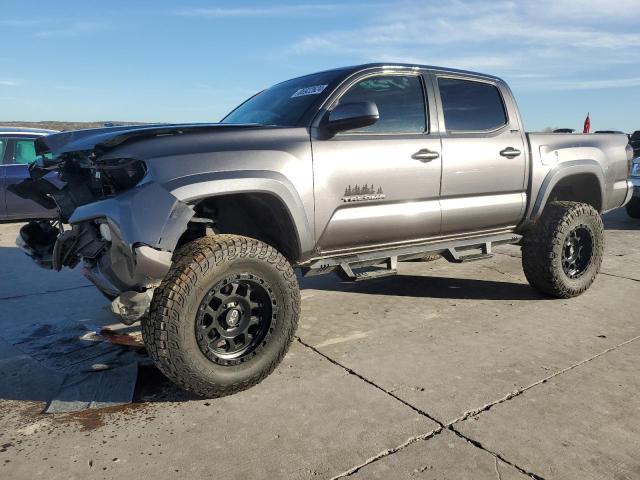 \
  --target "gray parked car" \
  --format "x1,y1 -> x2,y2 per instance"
0,127 -> 59,220
11,63 -> 634,396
